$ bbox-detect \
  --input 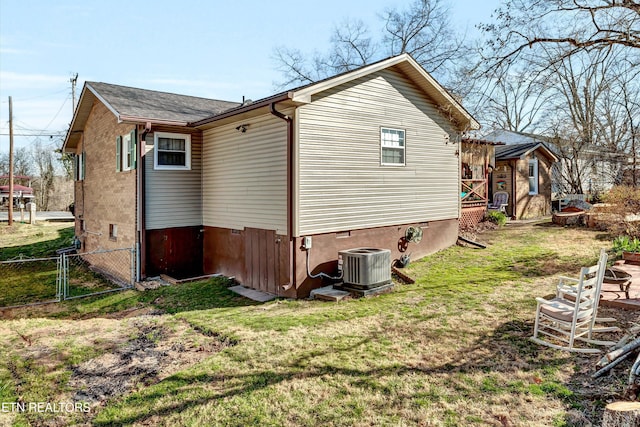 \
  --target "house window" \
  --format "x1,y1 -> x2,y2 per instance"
109,224 -> 118,241
381,127 -> 405,166
74,152 -> 85,181
154,132 -> 191,170
116,130 -> 136,172
528,159 -> 539,195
